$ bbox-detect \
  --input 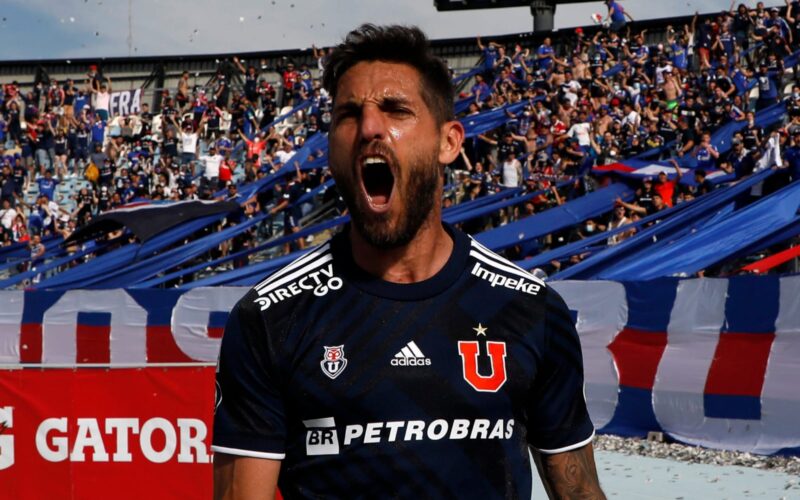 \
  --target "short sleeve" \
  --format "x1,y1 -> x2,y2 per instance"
212,296 -> 287,459
525,288 -> 595,454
